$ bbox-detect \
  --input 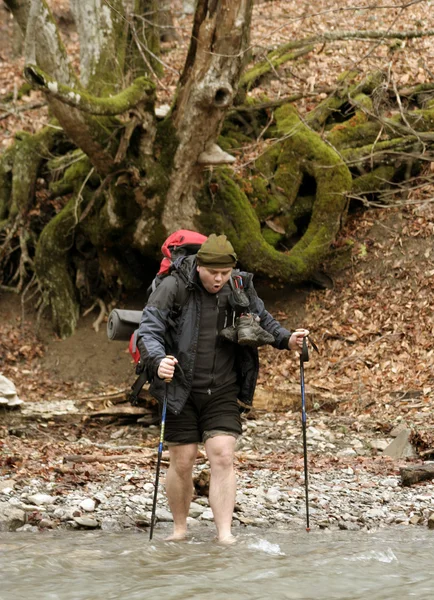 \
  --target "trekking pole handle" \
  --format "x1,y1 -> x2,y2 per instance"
163,355 -> 176,383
